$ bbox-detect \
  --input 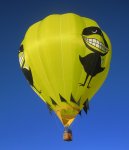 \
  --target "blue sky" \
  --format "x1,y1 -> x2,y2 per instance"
0,0 -> 129,149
